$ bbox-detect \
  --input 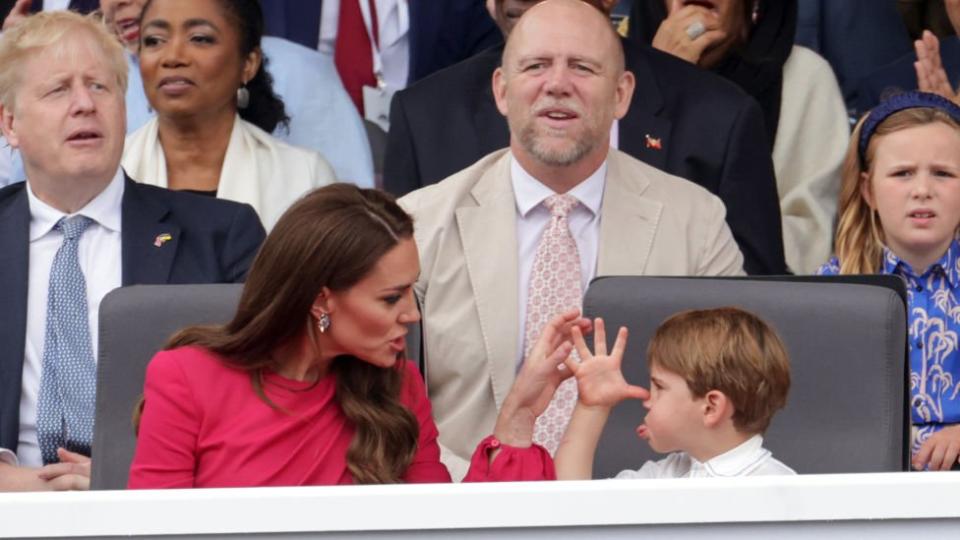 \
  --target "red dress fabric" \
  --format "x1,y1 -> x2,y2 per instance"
128,346 -> 554,488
